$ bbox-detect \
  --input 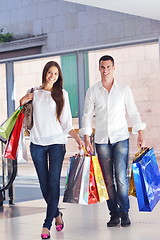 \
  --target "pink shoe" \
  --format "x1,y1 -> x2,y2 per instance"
55,212 -> 64,232
41,233 -> 50,239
